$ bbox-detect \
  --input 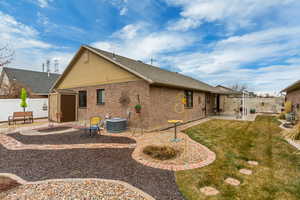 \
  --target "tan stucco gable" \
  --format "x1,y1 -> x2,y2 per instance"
56,49 -> 141,89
